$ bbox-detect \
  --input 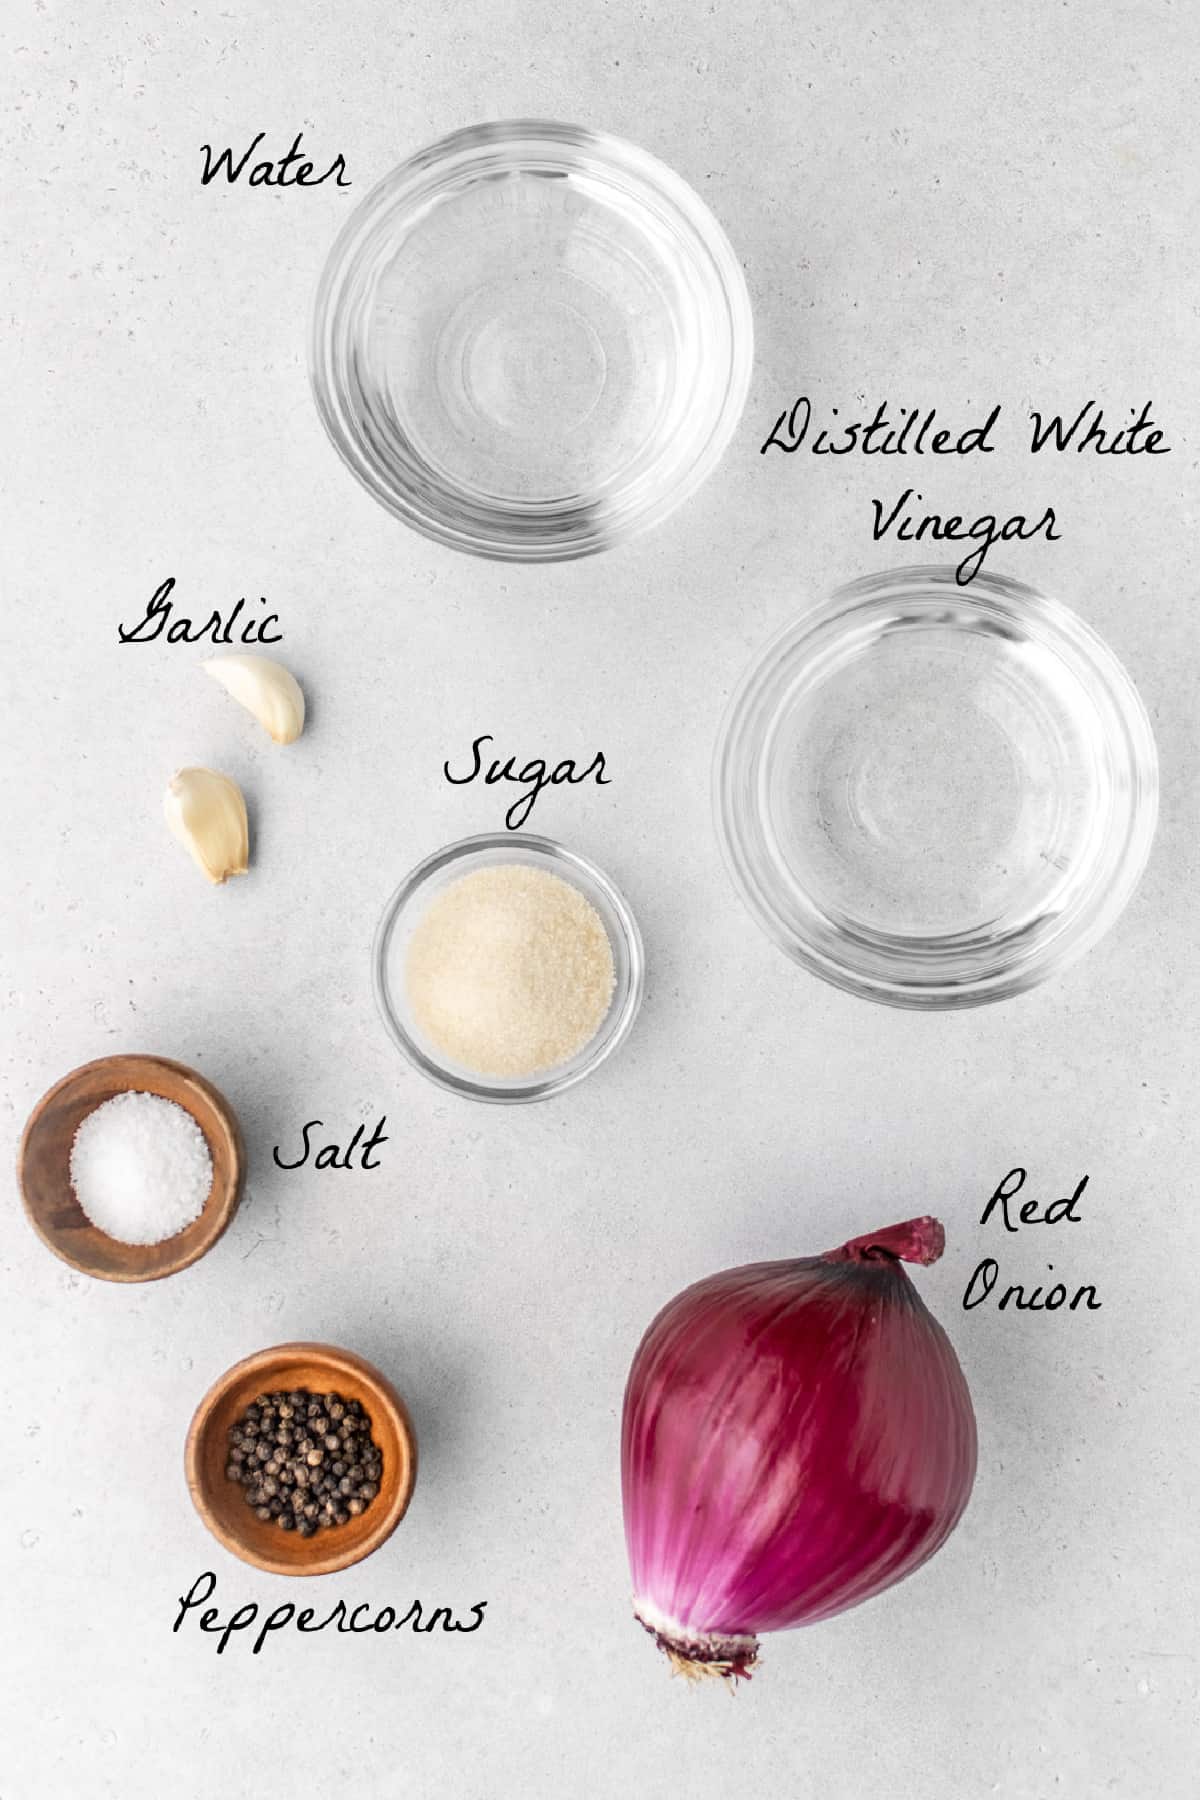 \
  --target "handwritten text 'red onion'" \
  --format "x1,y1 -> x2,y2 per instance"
961,1168 -> 1101,1315
761,398 -> 1170,585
